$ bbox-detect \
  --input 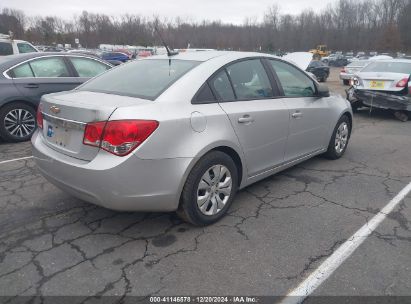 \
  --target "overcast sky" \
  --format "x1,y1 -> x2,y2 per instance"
2,0 -> 337,24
